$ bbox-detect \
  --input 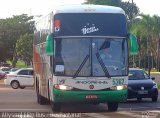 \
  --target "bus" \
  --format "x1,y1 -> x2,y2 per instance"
33,5 -> 138,112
